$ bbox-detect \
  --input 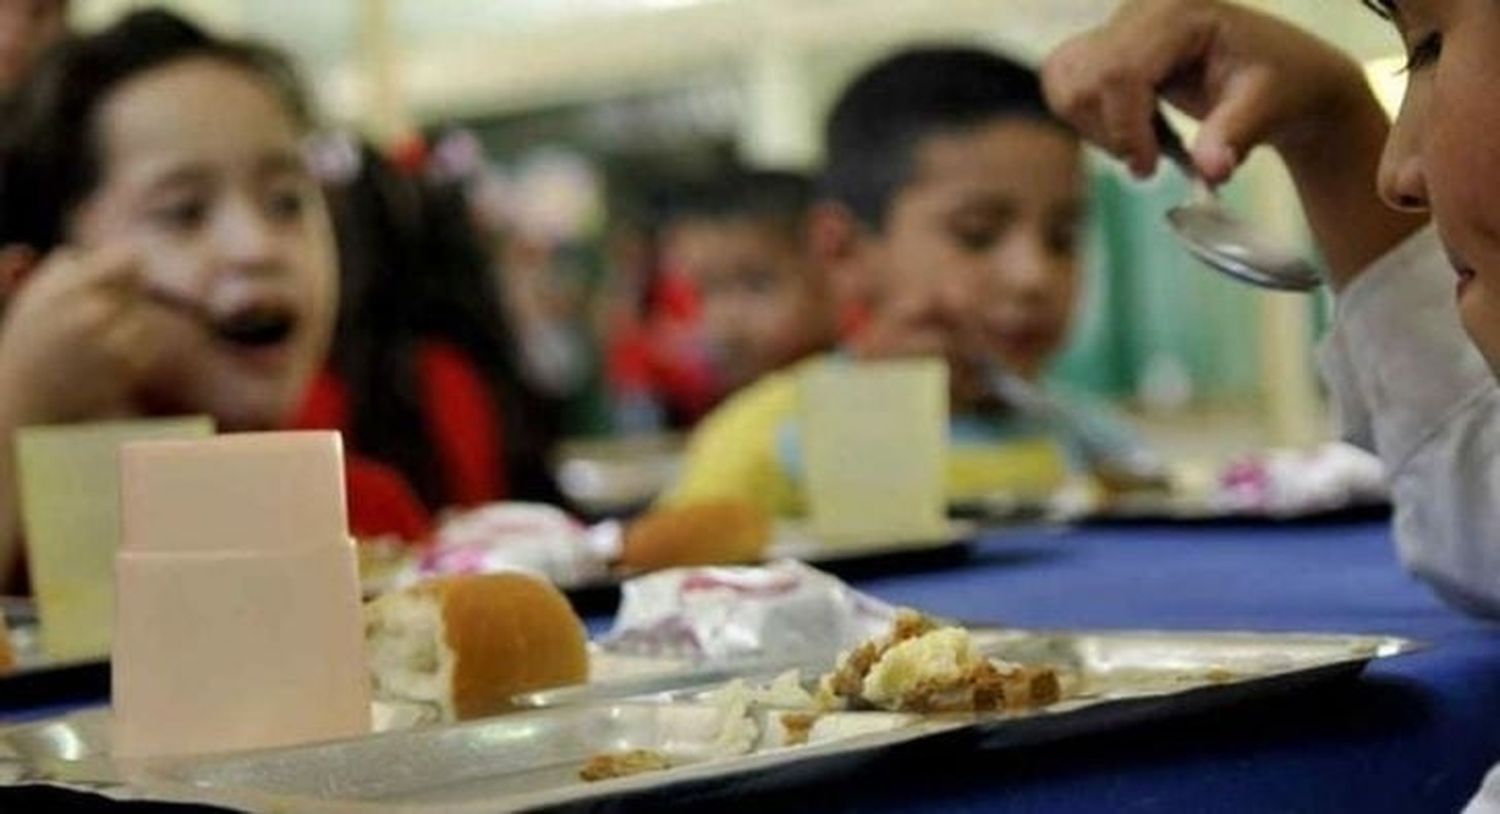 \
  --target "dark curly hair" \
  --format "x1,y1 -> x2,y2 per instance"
0,8 -> 312,251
